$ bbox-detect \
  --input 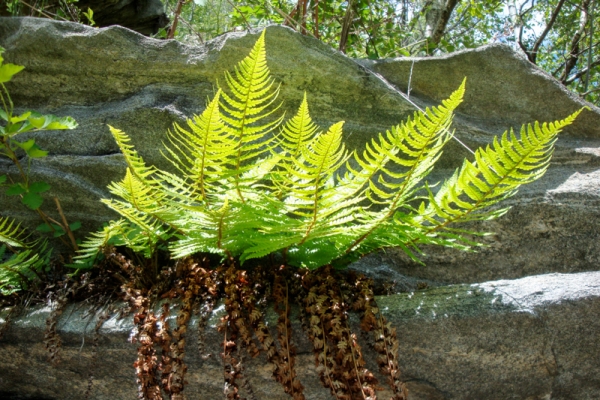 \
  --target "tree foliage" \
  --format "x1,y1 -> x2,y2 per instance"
157,0 -> 600,105
4,1 -> 598,103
